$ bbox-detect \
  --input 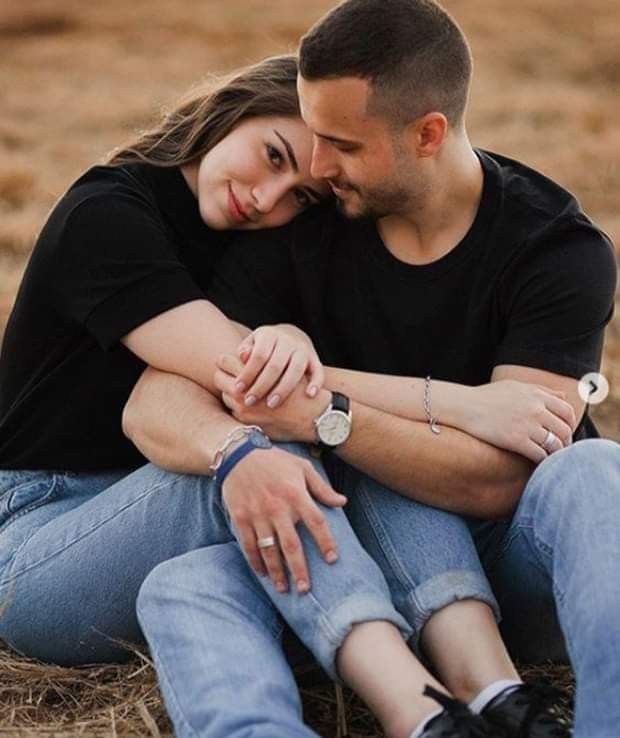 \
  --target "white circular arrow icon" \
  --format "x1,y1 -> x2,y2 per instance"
578,372 -> 610,405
